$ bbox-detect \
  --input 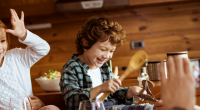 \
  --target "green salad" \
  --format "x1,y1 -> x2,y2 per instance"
39,69 -> 61,80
